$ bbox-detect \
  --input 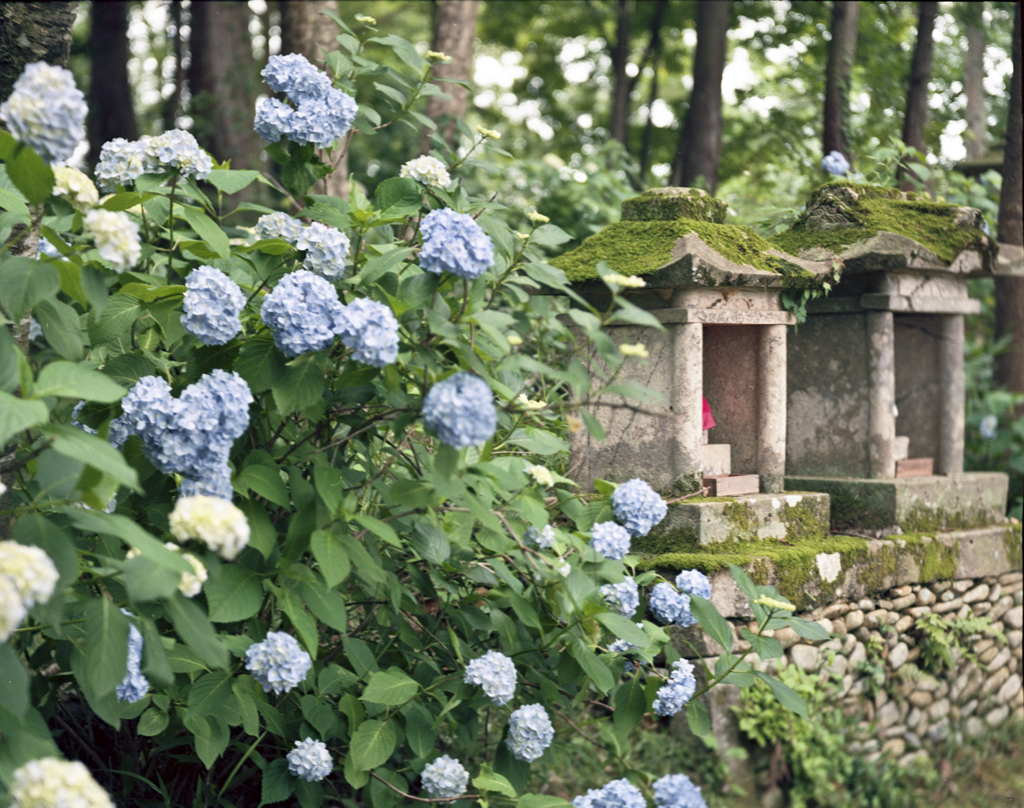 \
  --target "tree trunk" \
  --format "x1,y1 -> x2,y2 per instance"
609,0 -> 631,146
0,1 -> 79,108
995,3 -> 1023,410
963,3 -> 987,160
88,1 -> 137,166
822,1 -> 859,167
670,0 -> 731,193
899,1 -> 937,192
419,0 -> 480,154
280,0 -> 349,200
